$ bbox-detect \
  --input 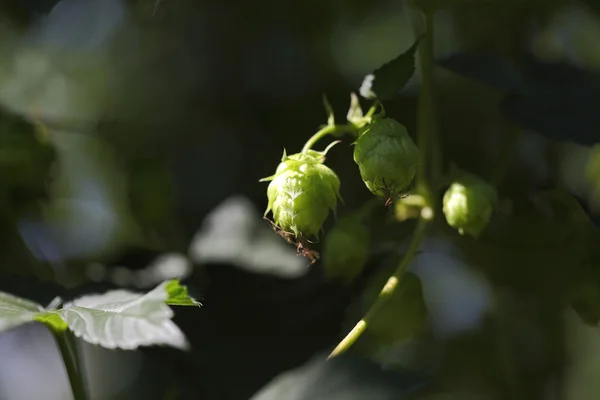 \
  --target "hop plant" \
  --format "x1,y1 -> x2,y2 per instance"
322,214 -> 370,283
353,117 -> 420,203
260,145 -> 342,239
442,172 -> 498,238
